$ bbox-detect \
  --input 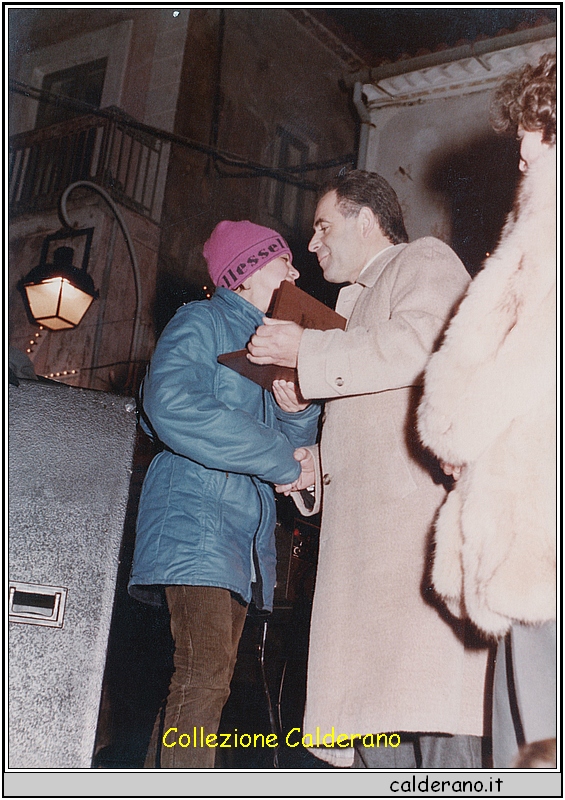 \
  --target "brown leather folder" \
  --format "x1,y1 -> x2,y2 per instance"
217,281 -> 346,390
